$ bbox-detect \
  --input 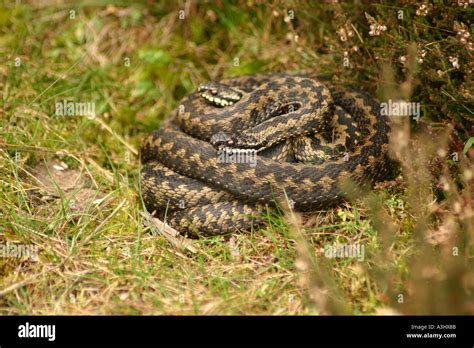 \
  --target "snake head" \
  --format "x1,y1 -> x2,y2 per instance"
211,131 -> 266,151
198,82 -> 242,107
211,131 -> 235,149
232,133 -> 261,149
